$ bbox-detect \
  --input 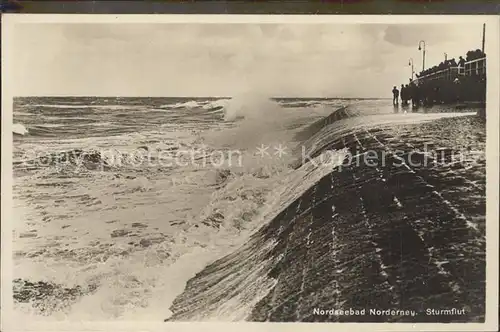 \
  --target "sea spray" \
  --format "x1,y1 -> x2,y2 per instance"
11,96 -> 348,322
222,93 -> 278,122
164,149 -> 348,321
203,94 -> 298,154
